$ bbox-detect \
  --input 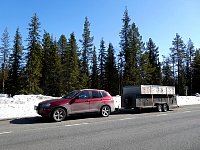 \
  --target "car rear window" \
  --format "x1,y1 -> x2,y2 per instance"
101,91 -> 110,97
